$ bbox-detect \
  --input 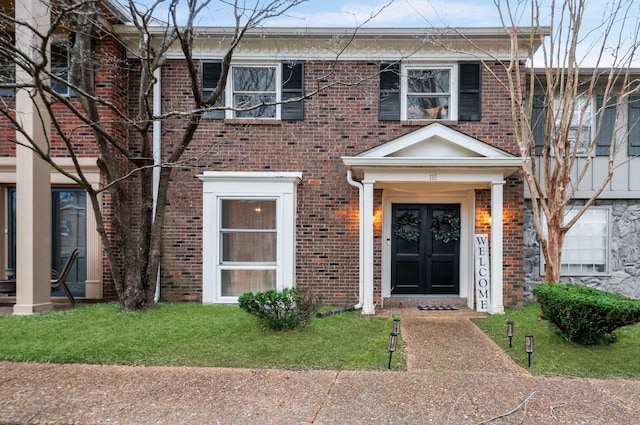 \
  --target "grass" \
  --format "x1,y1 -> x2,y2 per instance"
473,302 -> 640,379
0,303 -> 405,371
